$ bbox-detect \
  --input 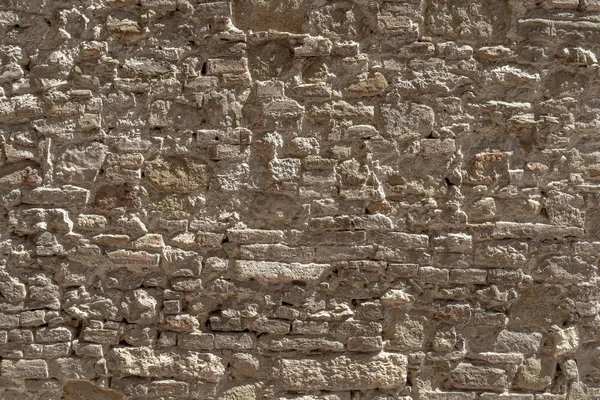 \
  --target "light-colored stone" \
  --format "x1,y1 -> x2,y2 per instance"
280,353 -> 407,391
108,347 -> 225,381
234,260 -> 329,282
